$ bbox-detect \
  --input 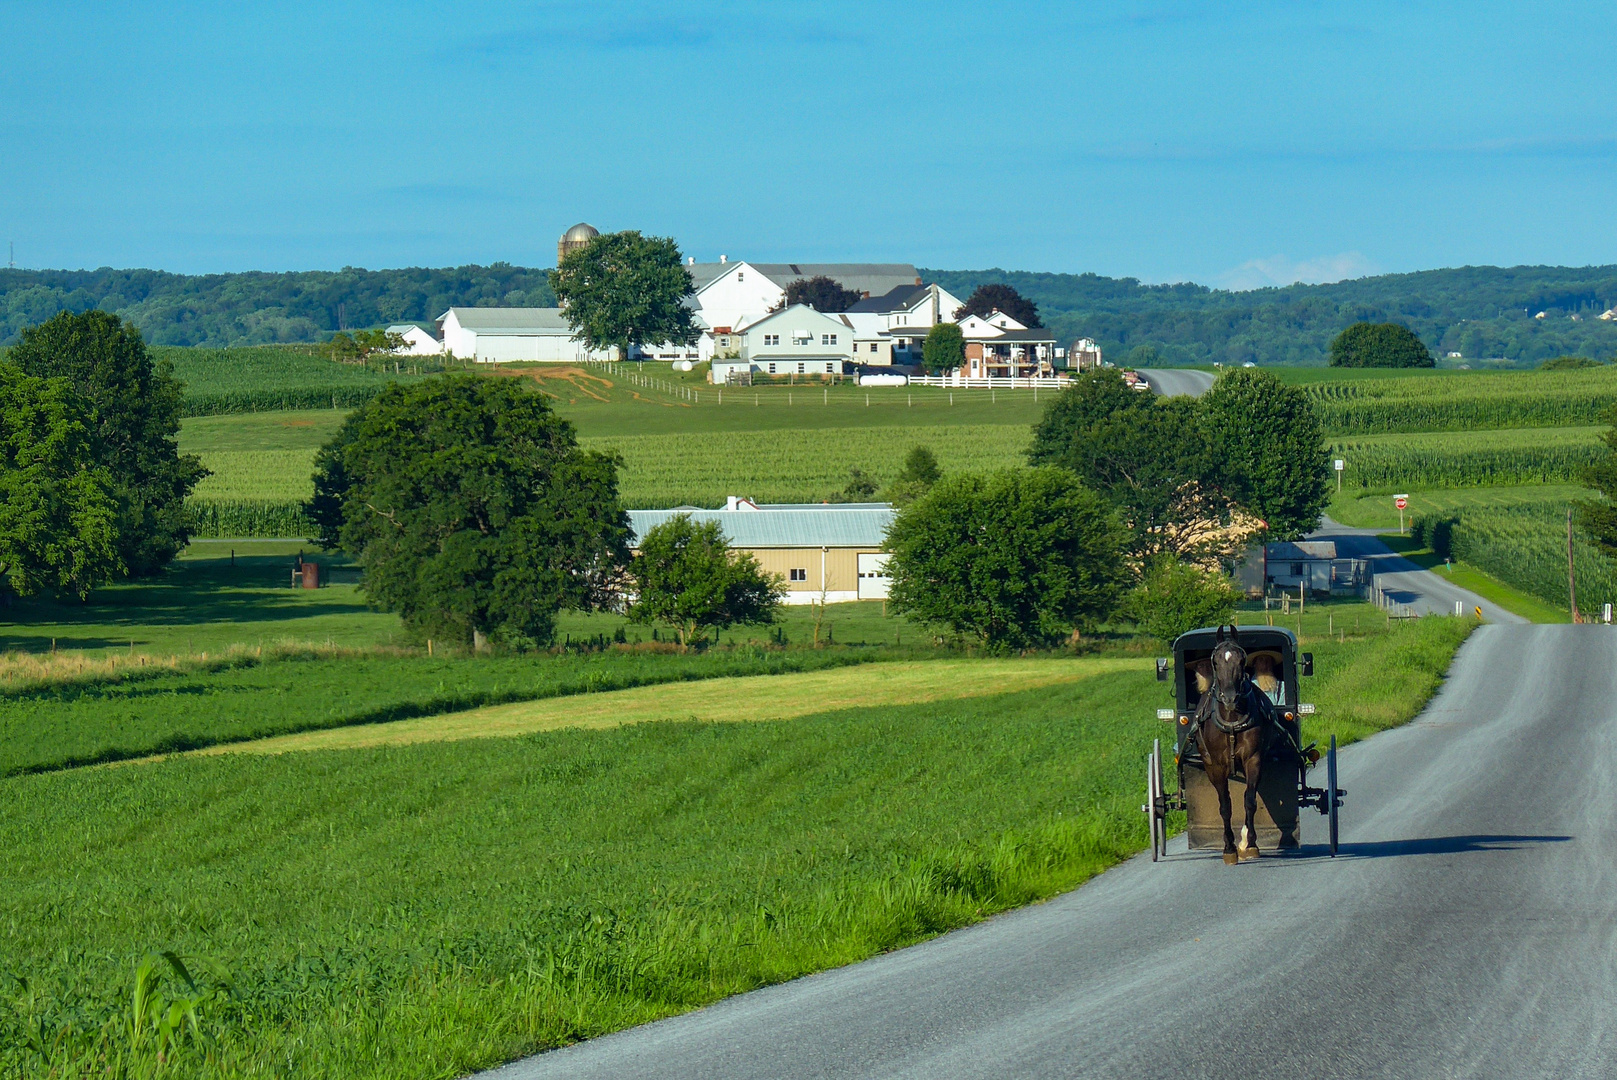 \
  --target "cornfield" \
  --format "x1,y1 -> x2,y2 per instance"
1303,366 -> 1617,434
581,424 -> 1032,507
1413,503 -> 1617,614
186,499 -> 312,539
1332,427 -> 1604,493
158,346 -> 430,417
